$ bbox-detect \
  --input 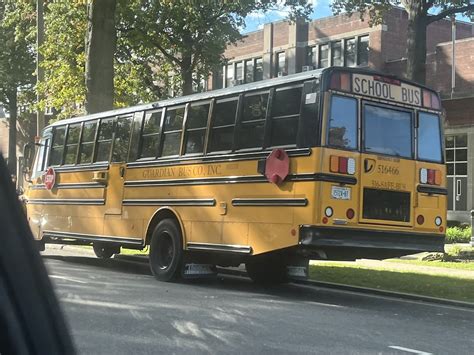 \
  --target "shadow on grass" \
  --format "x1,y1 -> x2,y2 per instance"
310,265 -> 474,303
